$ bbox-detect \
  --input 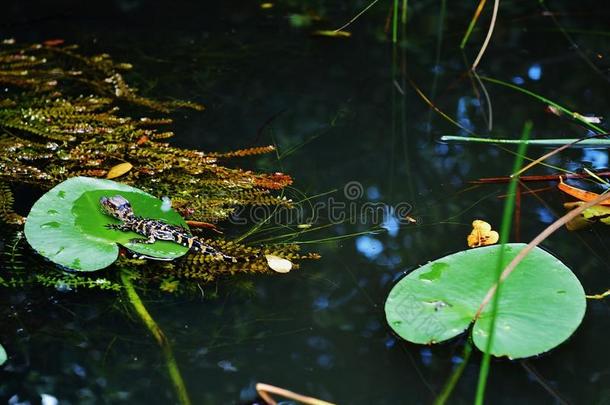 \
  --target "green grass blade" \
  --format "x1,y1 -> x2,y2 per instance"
333,0 -> 380,33
440,135 -> 610,146
474,121 -> 532,404
460,0 -> 488,48
121,270 -> 191,405
434,340 -> 474,405
392,0 -> 399,43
